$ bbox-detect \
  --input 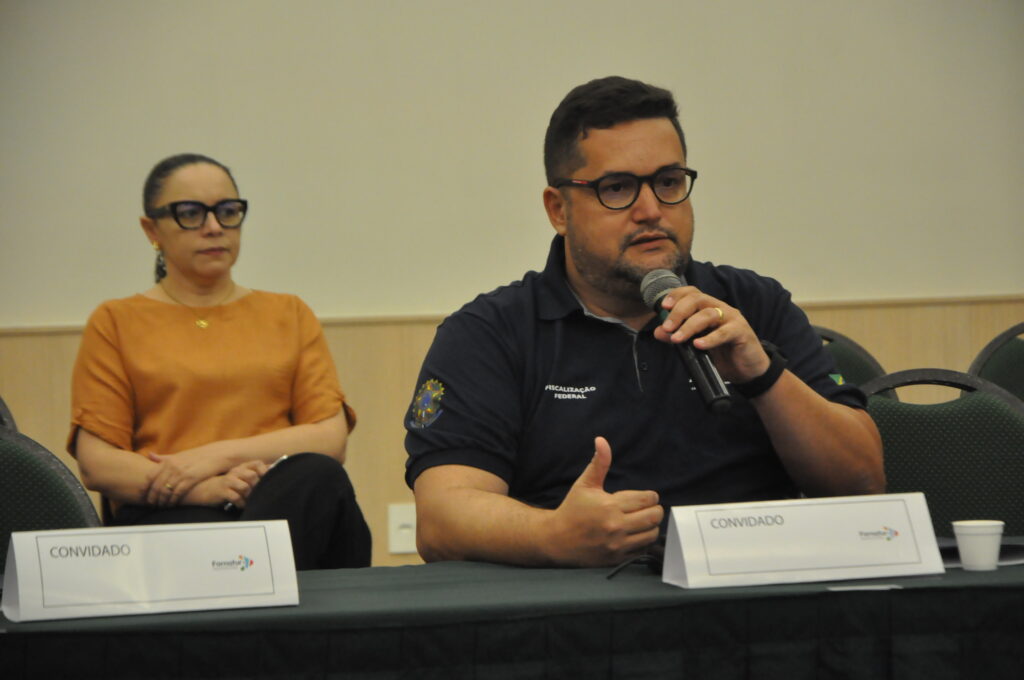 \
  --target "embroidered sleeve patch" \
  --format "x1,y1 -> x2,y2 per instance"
829,373 -> 846,386
409,379 -> 445,428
